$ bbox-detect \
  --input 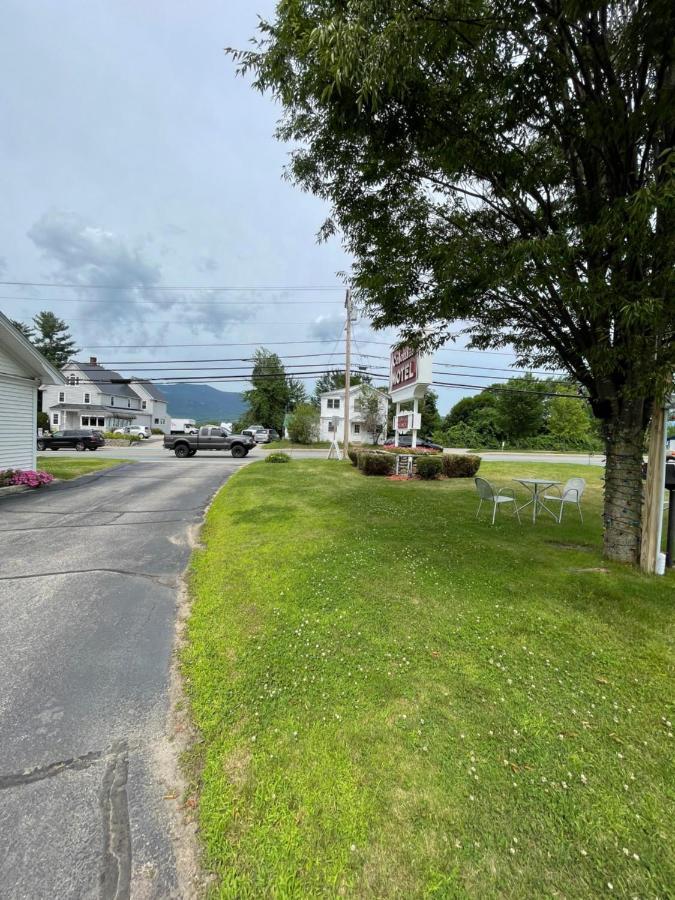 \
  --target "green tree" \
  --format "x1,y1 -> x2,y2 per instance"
547,386 -> 595,445
10,319 -> 34,341
236,1 -> 675,563
287,403 -> 319,444
419,389 -> 441,437
243,348 -> 290,433
494,376 -> 547,442
31,311 -> 78,368
358,383 -> 387,442
287,376 -> 308,411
